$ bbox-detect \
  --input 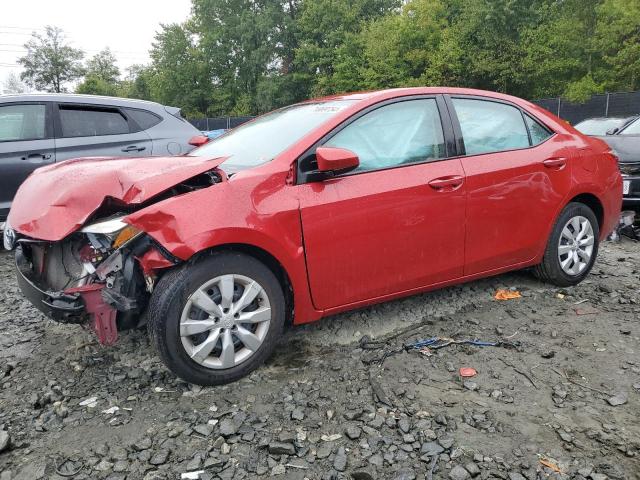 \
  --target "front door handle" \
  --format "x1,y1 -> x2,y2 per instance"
21,153 -> 52,161
428,175 -> 464,191
122,145 -> 146,153
543,157 -> 567,169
